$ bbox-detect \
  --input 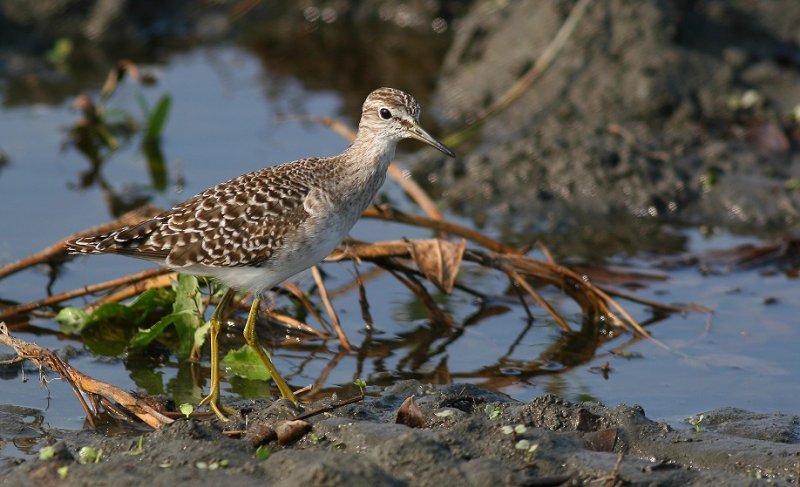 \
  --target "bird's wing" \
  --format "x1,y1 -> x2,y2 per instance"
67,159 -> 323,268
